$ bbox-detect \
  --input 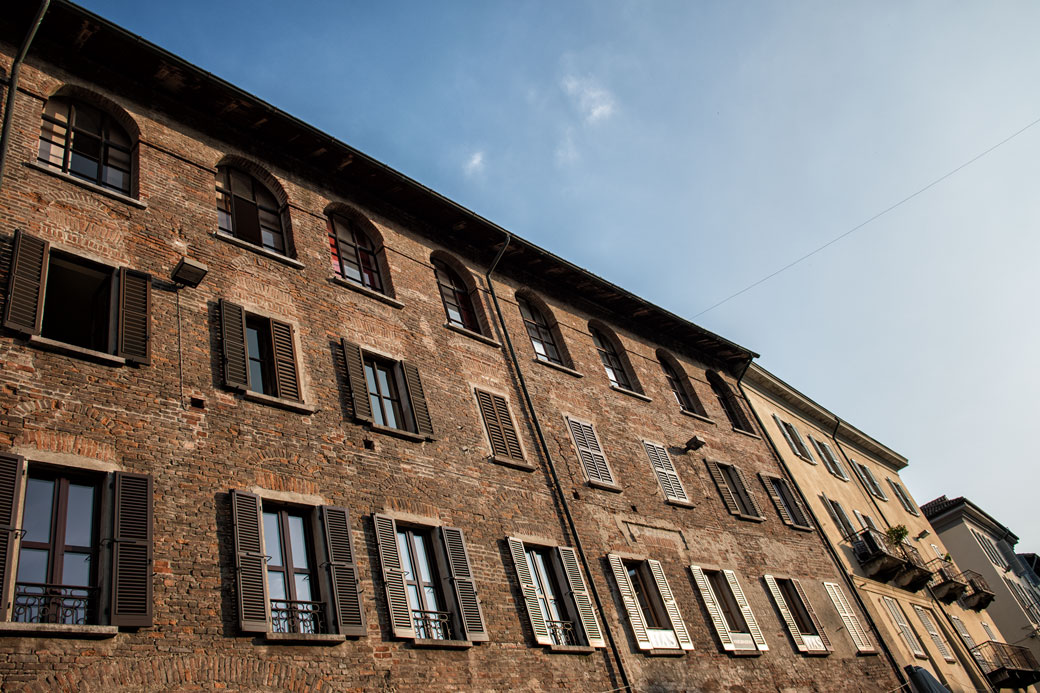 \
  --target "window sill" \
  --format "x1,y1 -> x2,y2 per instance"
646,648 -> 687,657
800,648 -> 832,657
241,390 -> 316,414
533,358 -> 583,378
490,455 -> 535,472
0,622 -> 118,639
587,479 -> 623,493
665,498 -> 695,509
367,423 -> 432,442
729,647 -> 764,657
610,385 -> 651,402
410,638 -> 472,649
788,524 -> 815,532
680,410 -> 715,425
732,513 -> 766,523
443,323 -> 501,348
213,232 -> 306,269
730,427 -> 760,439
27,335 -> 126,366
263,632 -> 345,644
329,275 -> 404,308
546,644 -> 595,655
25,161 -> 147,209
